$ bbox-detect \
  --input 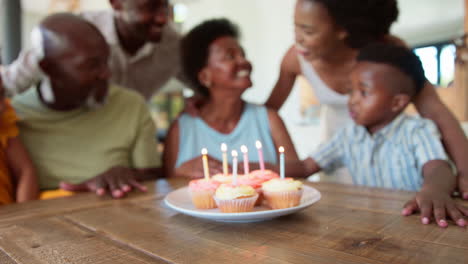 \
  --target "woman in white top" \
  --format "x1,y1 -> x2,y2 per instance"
266,0 -> 468,195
